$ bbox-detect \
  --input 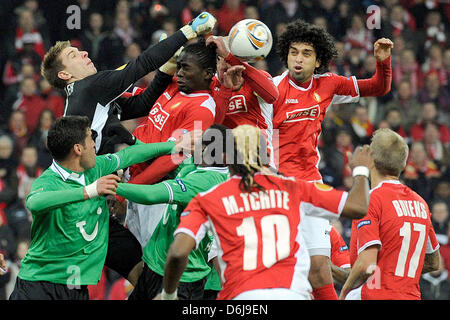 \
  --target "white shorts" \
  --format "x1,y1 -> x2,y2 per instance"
300,214 -> 332,257
233,288 -> 311,300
